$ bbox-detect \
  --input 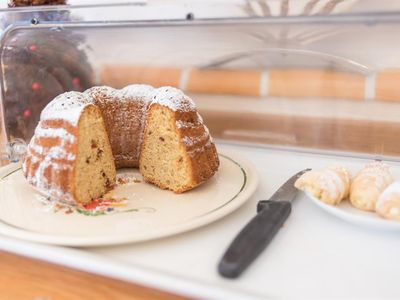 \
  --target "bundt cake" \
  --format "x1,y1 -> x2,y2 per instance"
22,85 -> 219,204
